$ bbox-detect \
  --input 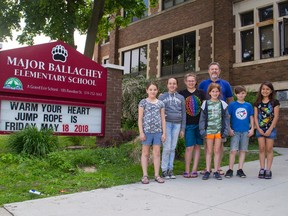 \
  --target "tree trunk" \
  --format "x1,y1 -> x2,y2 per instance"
84,0 -> 105,58
67,0 -> 77,48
